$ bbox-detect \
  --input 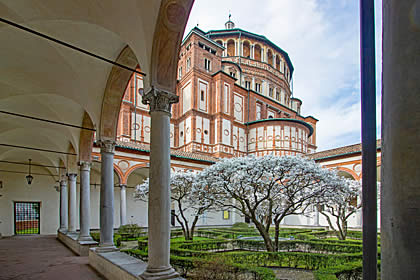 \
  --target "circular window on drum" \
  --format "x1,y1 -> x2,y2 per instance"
132,123 -> 140,130
224,129 -> 230,136
234,102 -> 242,112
